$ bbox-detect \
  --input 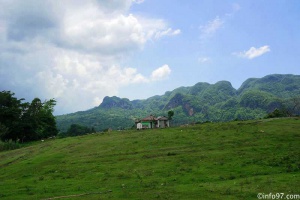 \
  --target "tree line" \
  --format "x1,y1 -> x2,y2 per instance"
60,123 -> 96,137
0,91 -> 58,143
